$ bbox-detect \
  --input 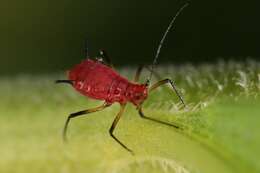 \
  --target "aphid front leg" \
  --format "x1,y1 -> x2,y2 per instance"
138,107 -> 180,129
133,65 -> 162,82
137,78 -> 186,129
63,102 -> 110,142
109,104 -> 133,154
150,78 -> 186,107
133,65 -> 144,82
